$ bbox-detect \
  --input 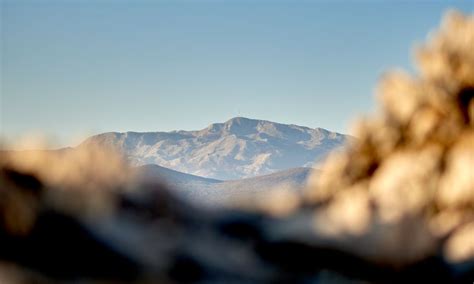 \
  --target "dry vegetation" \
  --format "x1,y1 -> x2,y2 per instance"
305,10 -> 474,266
